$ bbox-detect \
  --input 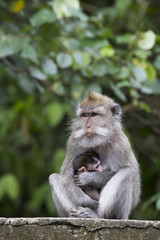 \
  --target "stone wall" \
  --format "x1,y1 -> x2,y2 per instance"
0,217 -> 160,240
